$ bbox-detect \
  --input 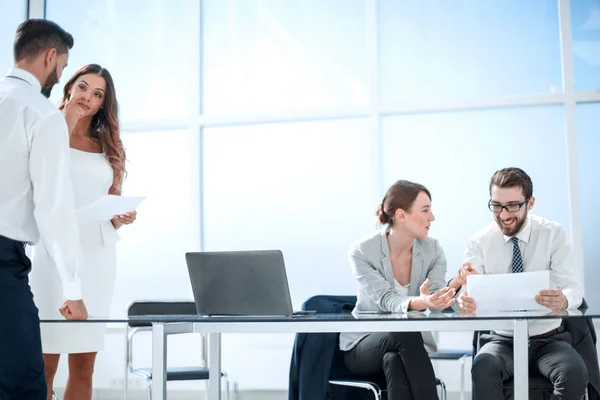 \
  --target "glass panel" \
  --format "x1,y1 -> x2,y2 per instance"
571,0 -> 600,90
202,0 -> 368,115
577,103 -> 600,306
0,0 -> 27,73
110,130 -> 199,317
382,106 -> 569,279
203,118 -> 373,388
203,119 -> 373,307
379,0 -> 562,106
45,322 -> 130,393
46,0 -> 195,121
